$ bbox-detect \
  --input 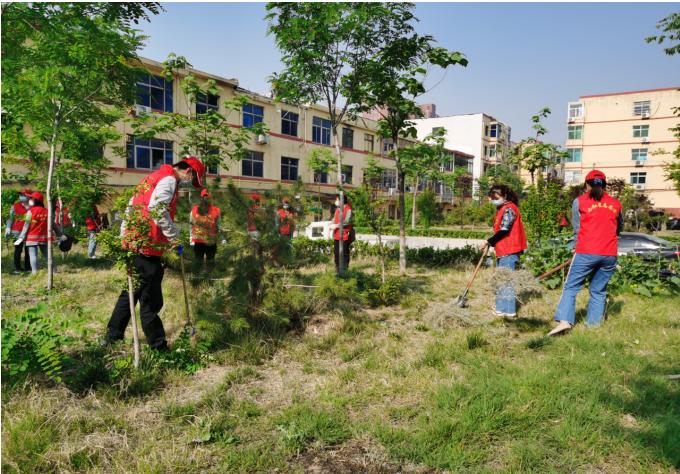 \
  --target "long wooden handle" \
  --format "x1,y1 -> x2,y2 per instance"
538,259 -> 571,281
463,246 -> 489,294
180,254 -> 191,324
